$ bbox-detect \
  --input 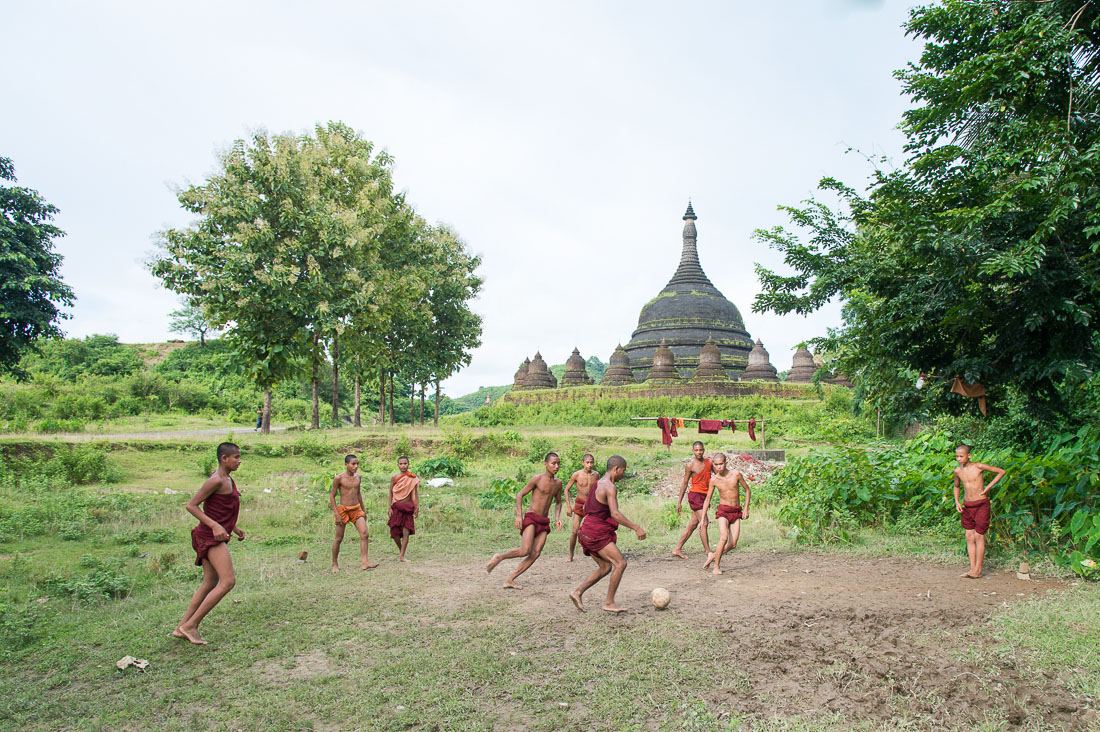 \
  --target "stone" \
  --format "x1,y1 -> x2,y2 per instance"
523,352 -> 557,389
691,337 -> 729,382
645,340 -> 681,383
787,347 -> 817,383
623,204 -> 753,380
559,347 -> 594,387
512,358 -> 530,390
601,344 -> 636,386
740,338 -> 779,382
